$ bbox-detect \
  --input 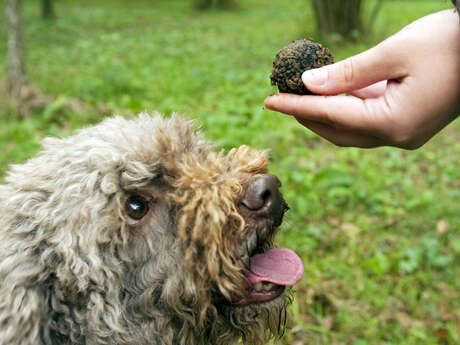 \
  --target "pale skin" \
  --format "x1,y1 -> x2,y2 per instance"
264,10 -> 460,149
